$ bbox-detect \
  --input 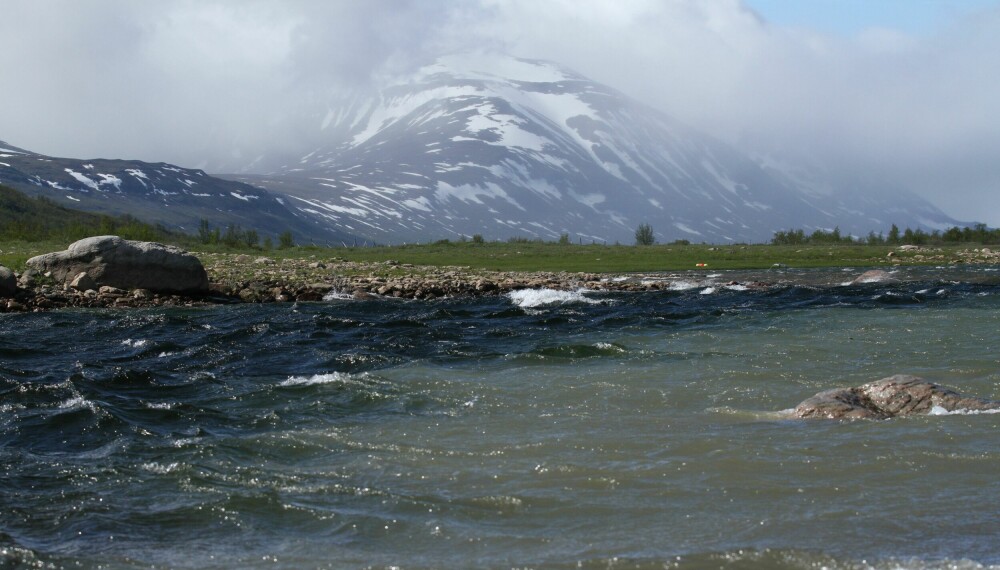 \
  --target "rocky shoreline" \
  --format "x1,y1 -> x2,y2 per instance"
1,248 -> 775,312
2,240 -> 999,313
